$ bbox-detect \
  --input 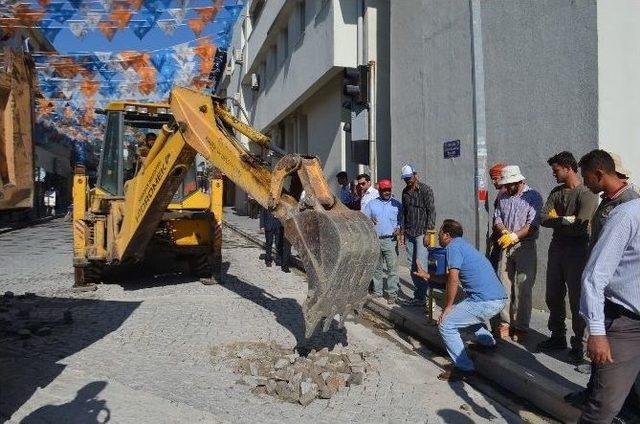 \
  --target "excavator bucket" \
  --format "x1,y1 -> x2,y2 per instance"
267,154 -> 380,339
284,206 -> 380,339
167,87 -> 380,341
